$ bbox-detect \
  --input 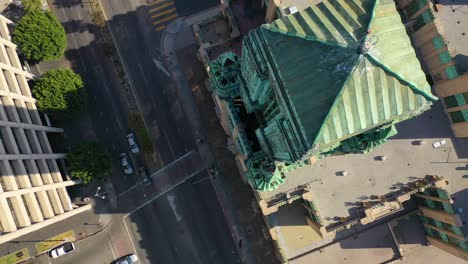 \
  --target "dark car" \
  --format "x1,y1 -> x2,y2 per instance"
138,166 -> 152,186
